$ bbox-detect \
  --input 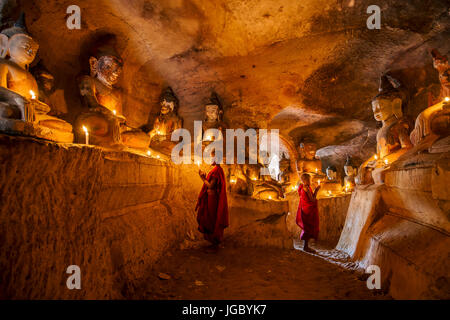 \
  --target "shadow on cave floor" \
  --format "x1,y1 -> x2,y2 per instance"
130,242 -> 390,300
